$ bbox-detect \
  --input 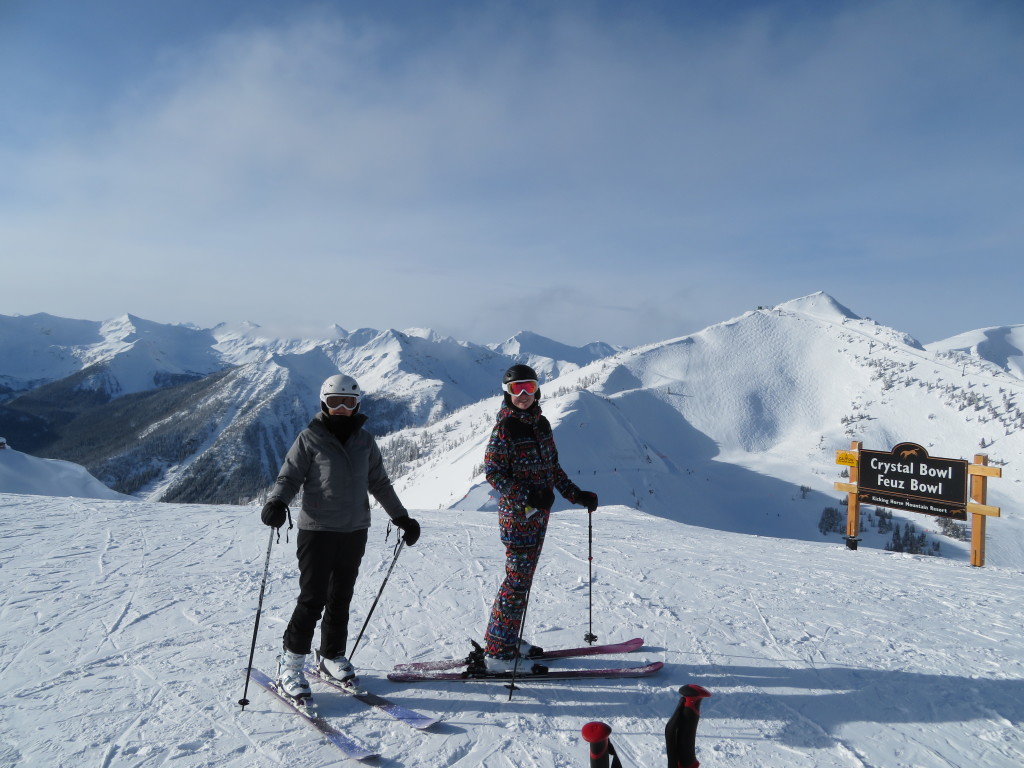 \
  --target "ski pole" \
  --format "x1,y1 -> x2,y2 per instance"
348,538 -> 405,661
238,527 -> 276,710
506,580 -> 535,701
581,721 -> 623,768
665,684 -> 712,768
584,509 -> 597,644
